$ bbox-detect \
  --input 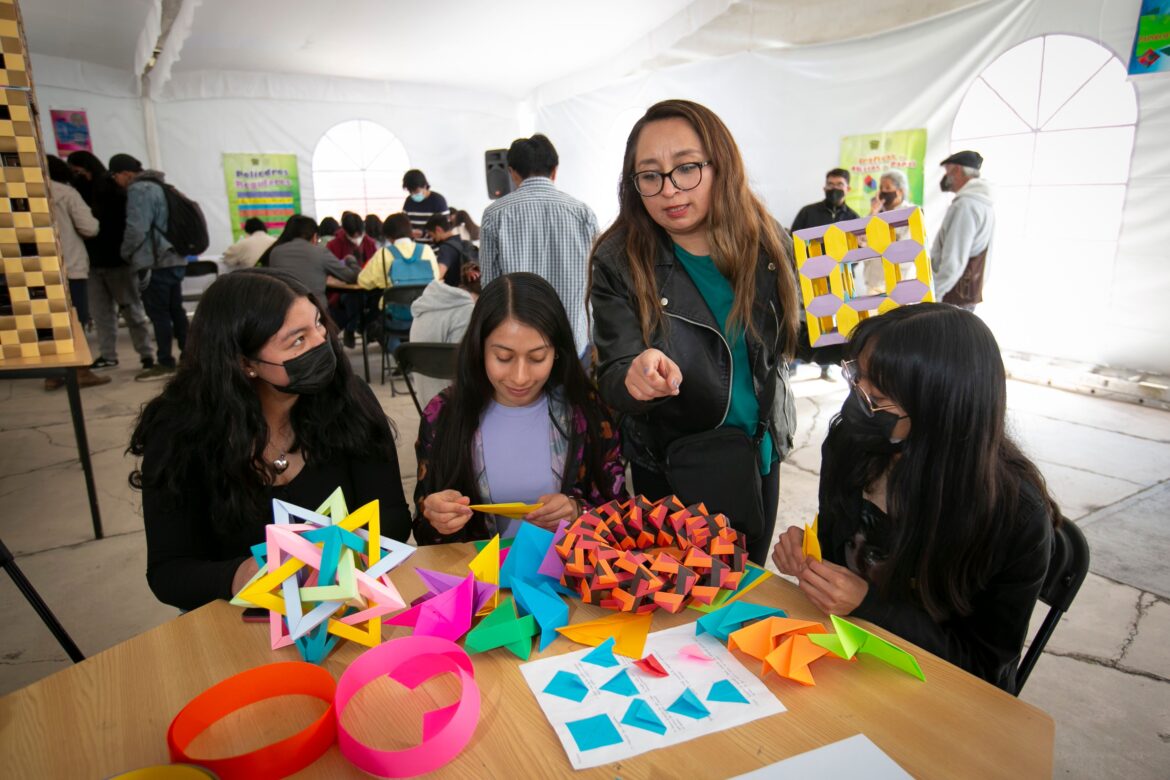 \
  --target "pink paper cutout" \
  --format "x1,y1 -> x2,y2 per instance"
385,573 -> 475,642
680,643 -> 713,662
